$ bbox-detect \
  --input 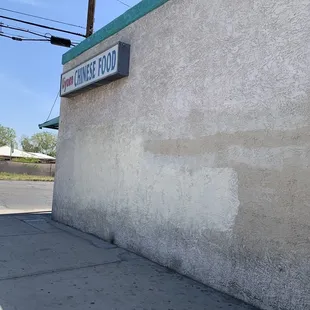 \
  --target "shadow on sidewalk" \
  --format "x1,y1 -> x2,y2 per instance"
0,212 -> 259,310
